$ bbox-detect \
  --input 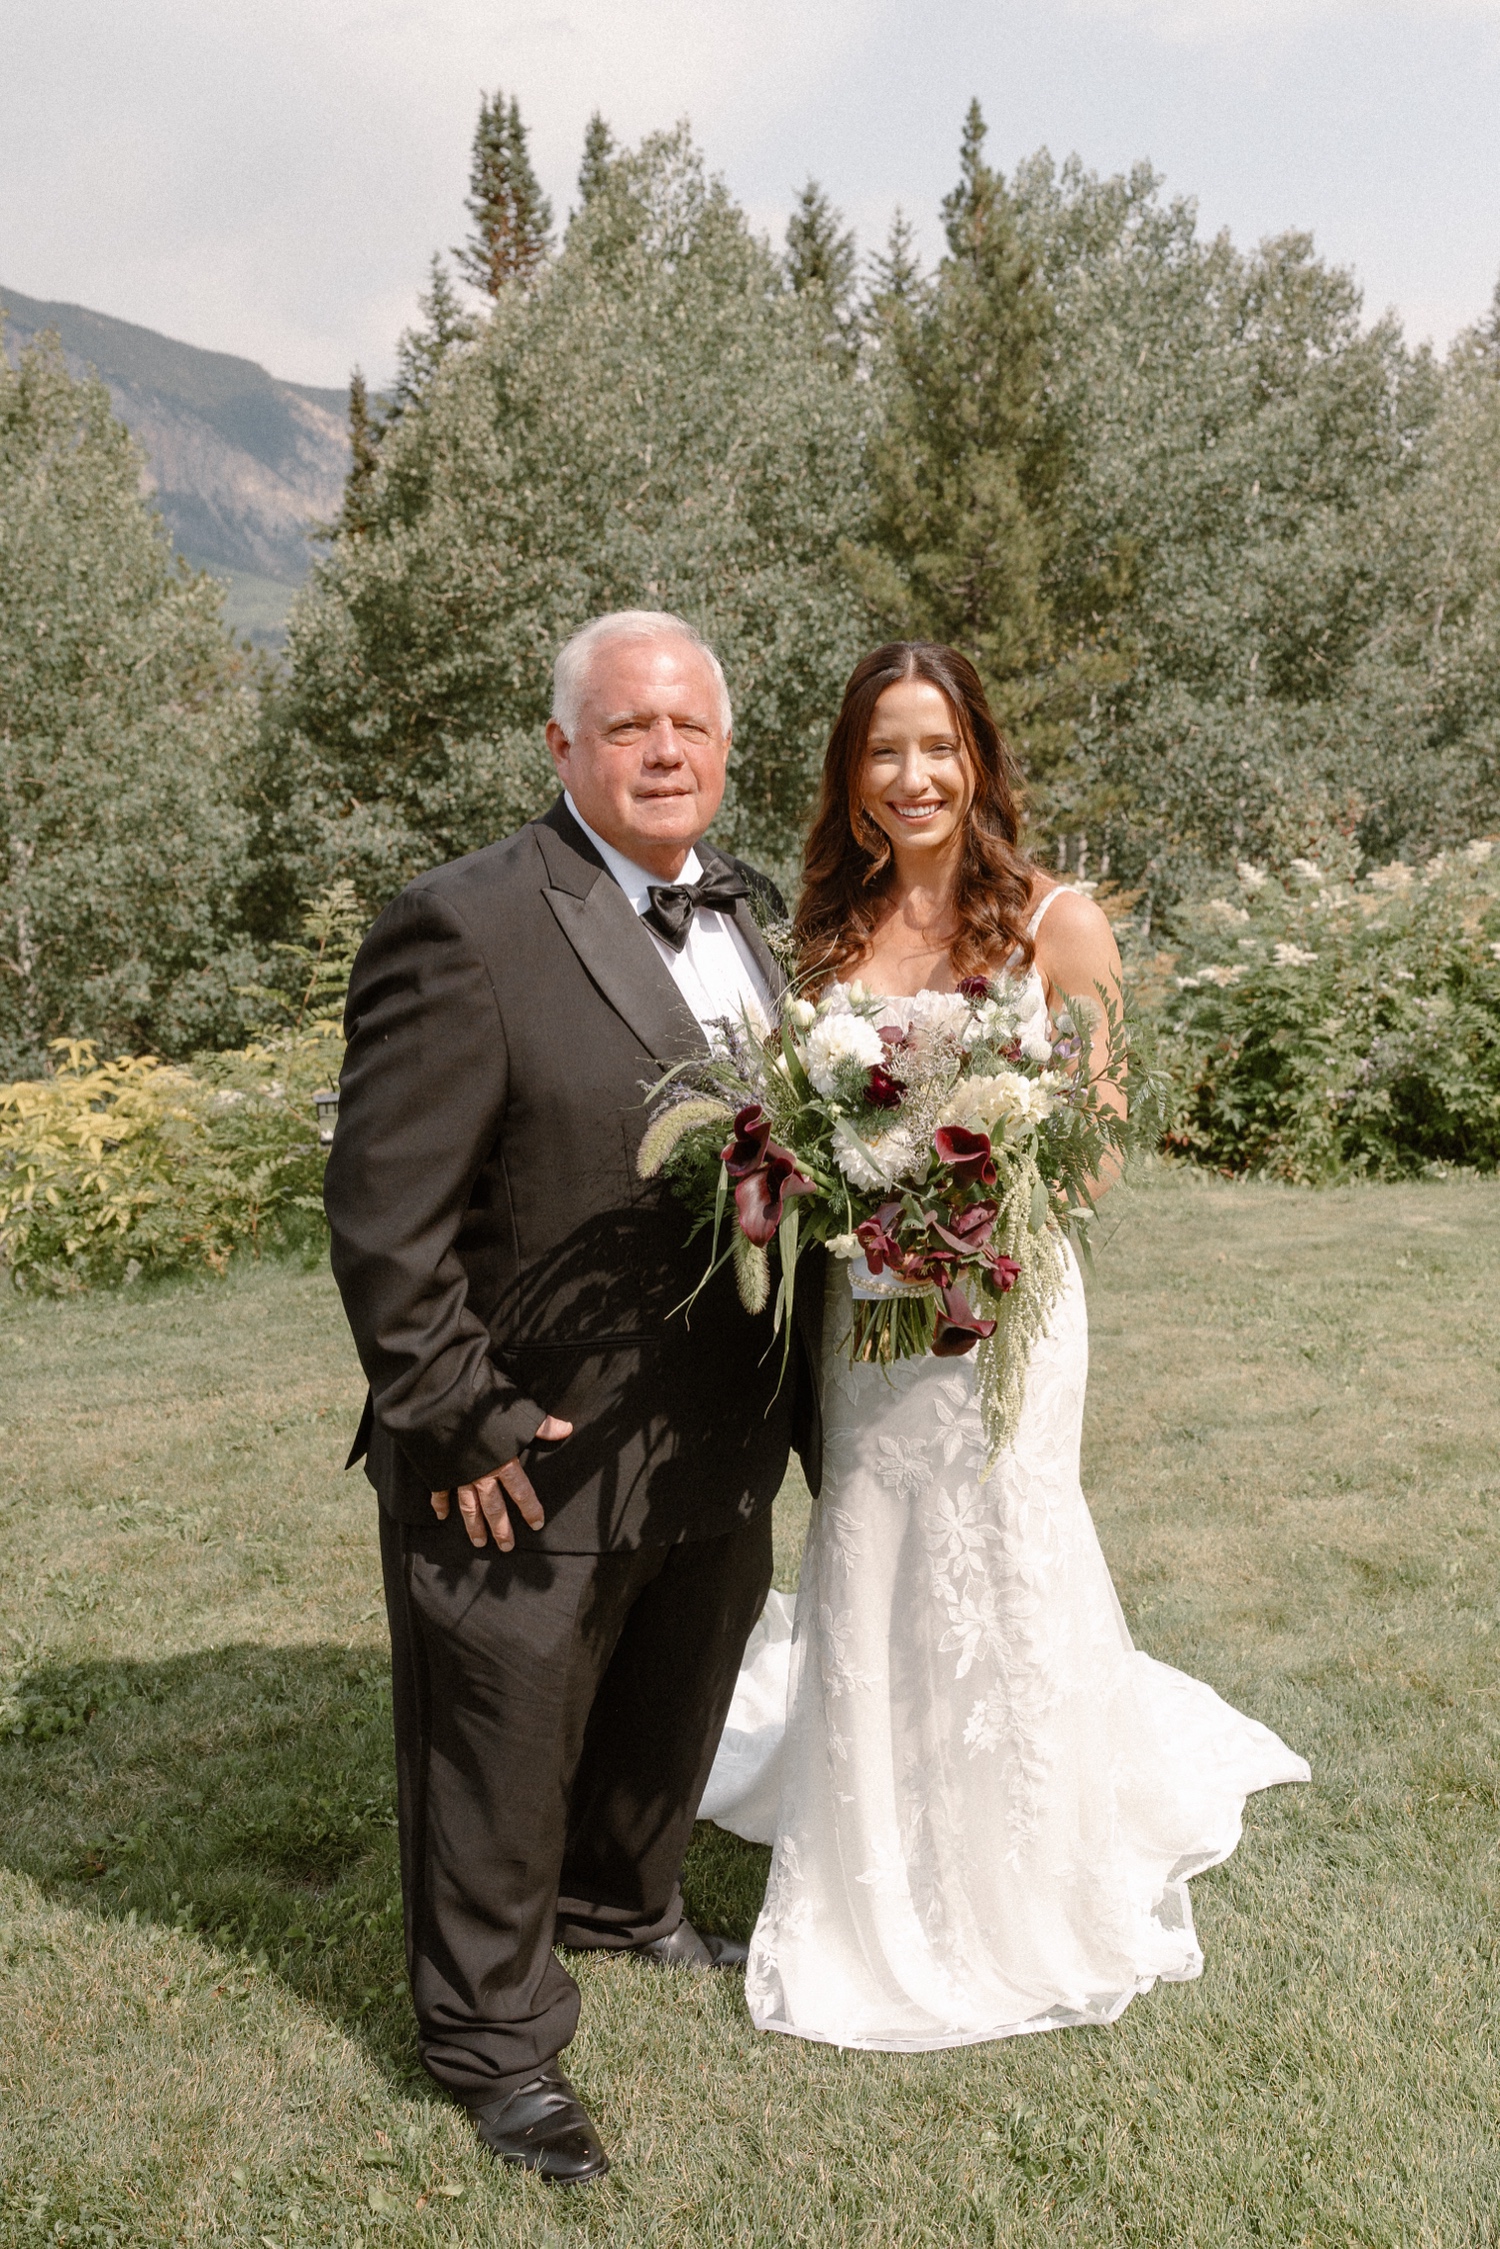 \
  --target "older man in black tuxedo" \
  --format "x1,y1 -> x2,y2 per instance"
325,612 -> 817,2185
